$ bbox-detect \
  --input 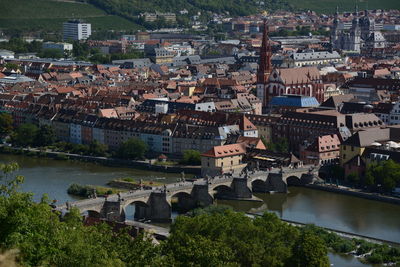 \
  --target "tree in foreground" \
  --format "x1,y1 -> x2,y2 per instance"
117,138 -> 148,160
291,230 -> 330,267
0,163 -> 332,267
